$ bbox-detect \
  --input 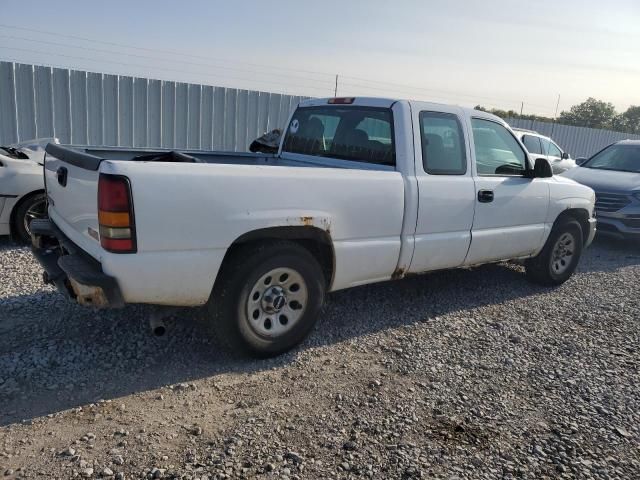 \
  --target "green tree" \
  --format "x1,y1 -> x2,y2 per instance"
474,105 -> 553,123
612,106 -> 640,134
558,98 -> 617,129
